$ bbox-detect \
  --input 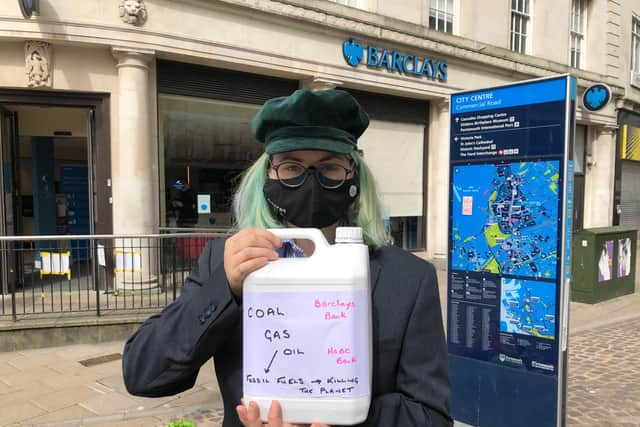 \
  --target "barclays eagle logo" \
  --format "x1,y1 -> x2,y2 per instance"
583,84 -> 610,112
18,0 -> 38,18
343,39 -> 364,67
